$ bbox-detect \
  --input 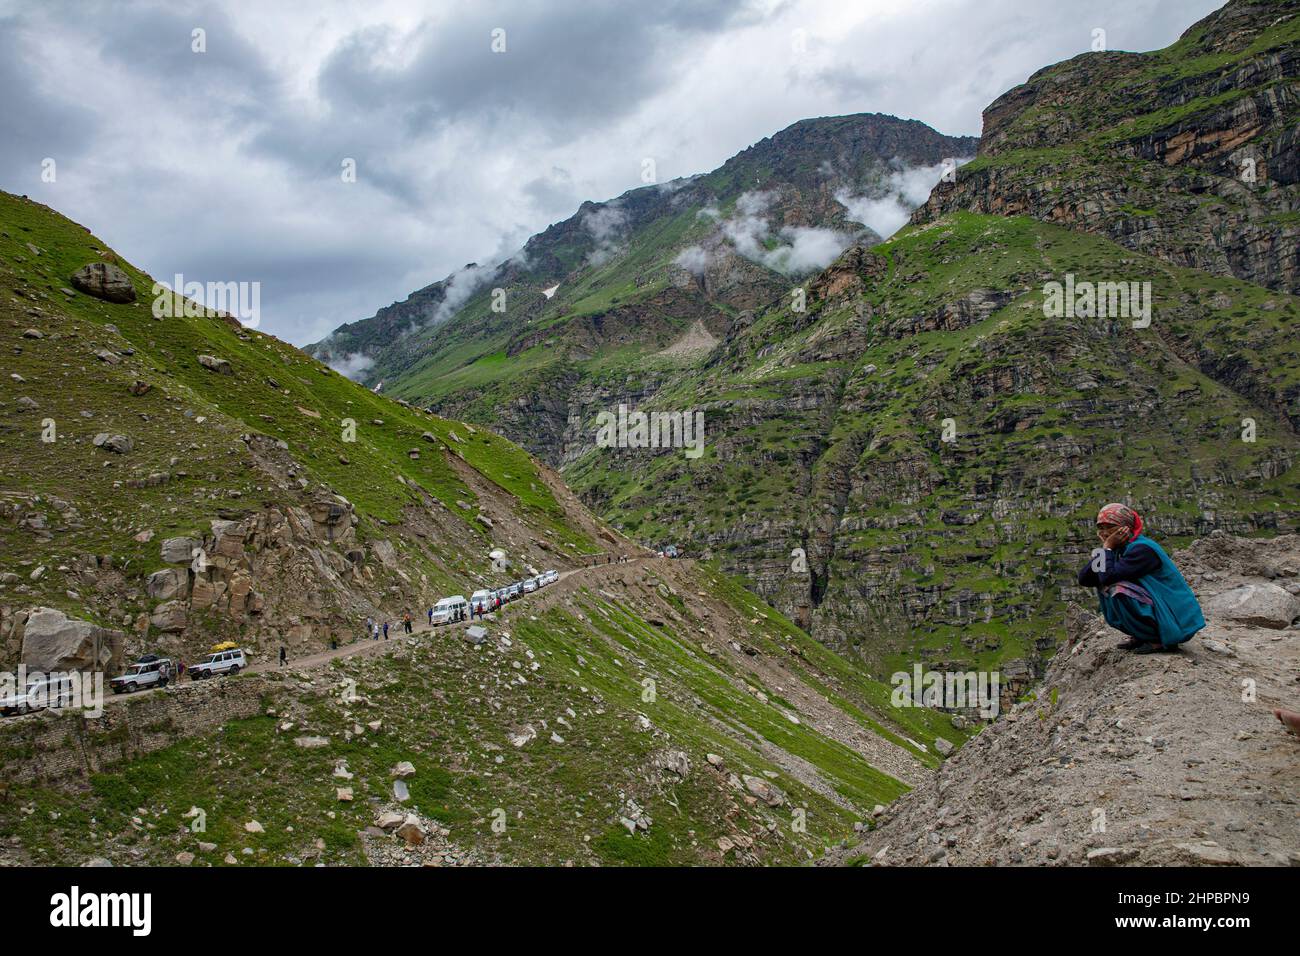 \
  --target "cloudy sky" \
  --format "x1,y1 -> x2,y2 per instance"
0,0 -> 1221,346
